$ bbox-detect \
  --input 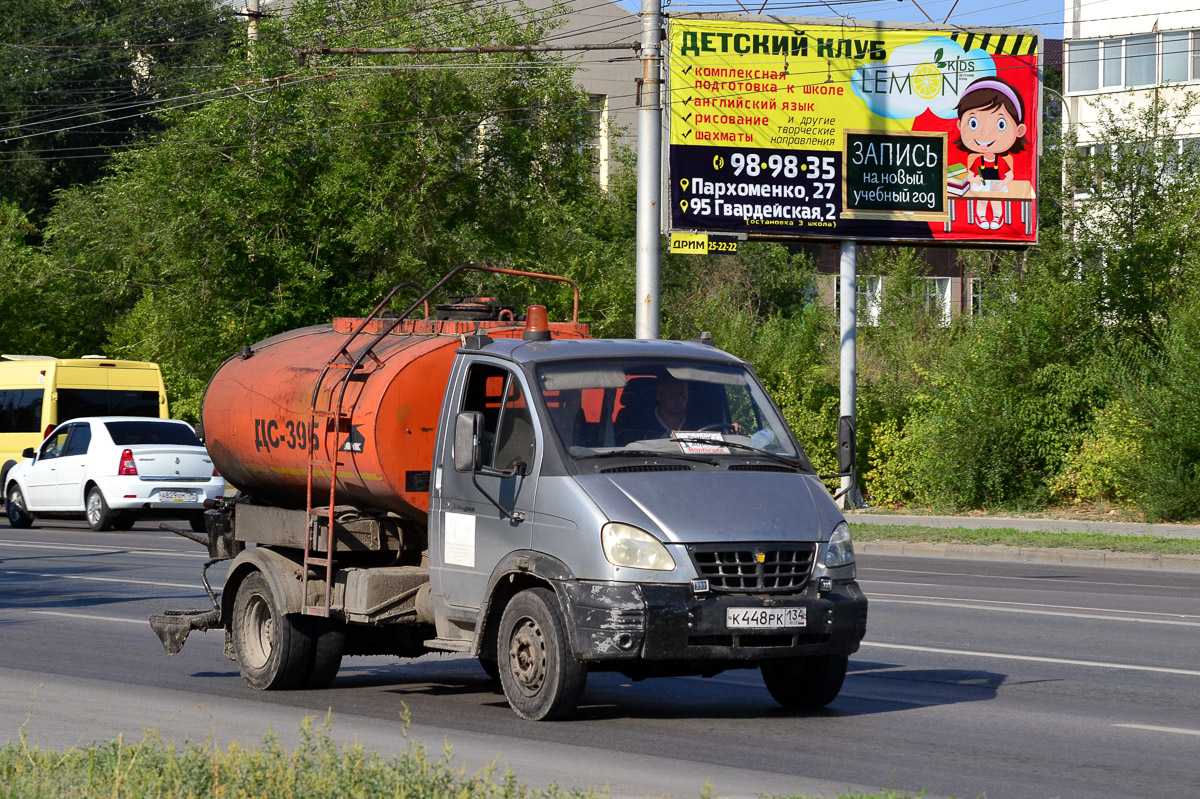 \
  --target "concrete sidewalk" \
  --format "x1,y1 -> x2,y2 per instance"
846,511 -> 1200,539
